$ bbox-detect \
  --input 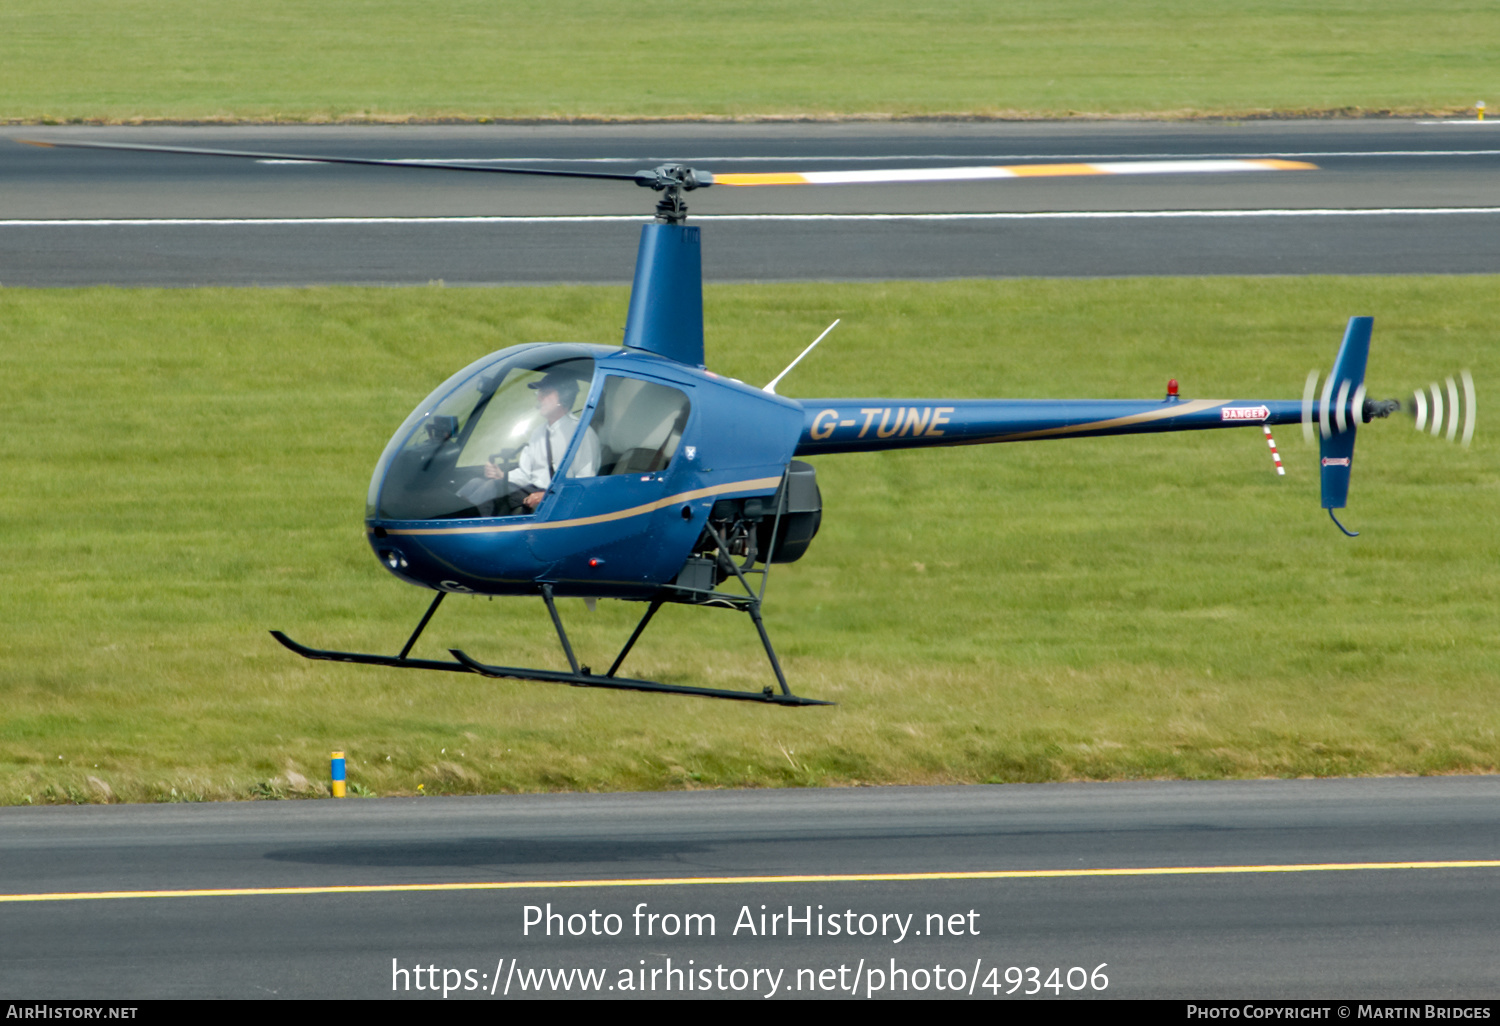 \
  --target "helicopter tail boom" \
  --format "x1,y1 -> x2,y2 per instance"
794,397 -> 1311,456
795,318 -> 1398,533
795,318 -> 1388,458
